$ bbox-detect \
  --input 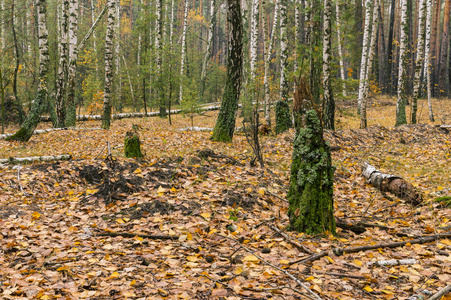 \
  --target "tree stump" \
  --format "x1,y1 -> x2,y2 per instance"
124,131 -> 144,158
287,110 -> 335,234
275,100 -> 292,134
